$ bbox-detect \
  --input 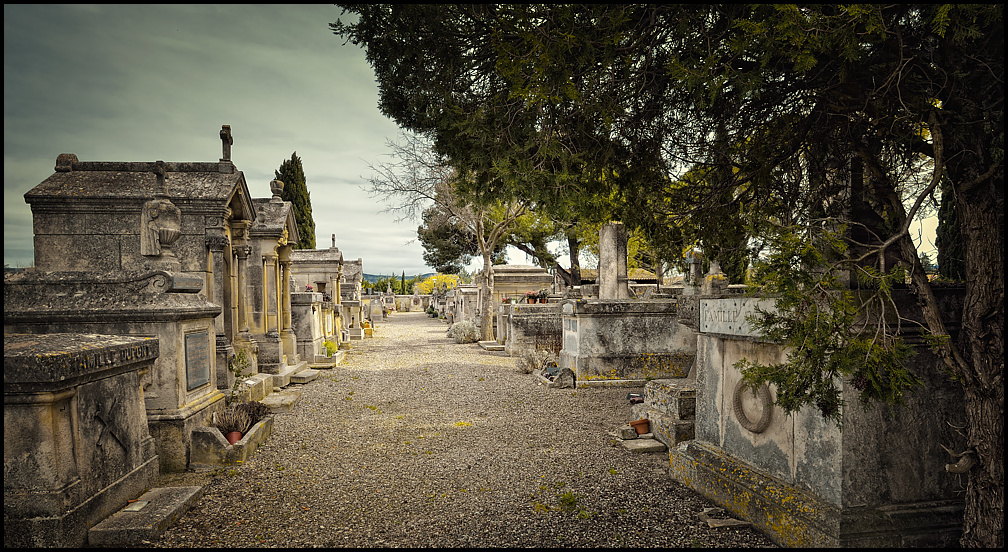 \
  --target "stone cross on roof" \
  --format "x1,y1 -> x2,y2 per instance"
220,125 -> 233,162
